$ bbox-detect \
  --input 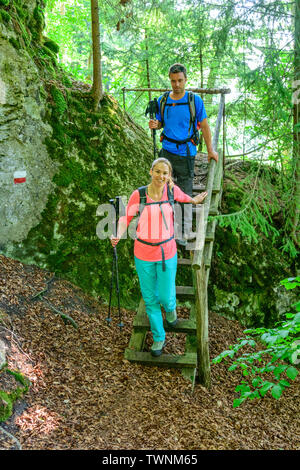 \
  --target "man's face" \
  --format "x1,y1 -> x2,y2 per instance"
169,72 -> 187,96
